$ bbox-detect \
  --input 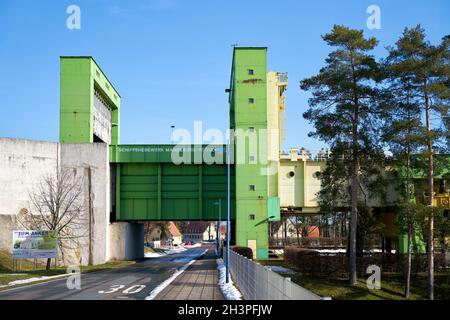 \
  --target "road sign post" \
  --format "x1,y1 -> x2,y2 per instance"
226,136 -> 230,283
